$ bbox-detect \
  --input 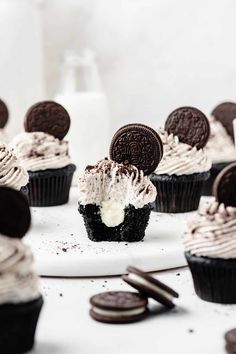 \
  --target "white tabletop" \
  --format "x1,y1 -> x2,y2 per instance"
32,266 -> 235,354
